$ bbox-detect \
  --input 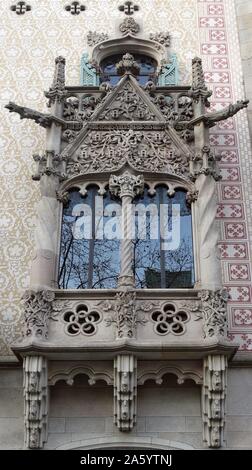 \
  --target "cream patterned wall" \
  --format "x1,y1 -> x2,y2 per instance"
0,0 -> 251,357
